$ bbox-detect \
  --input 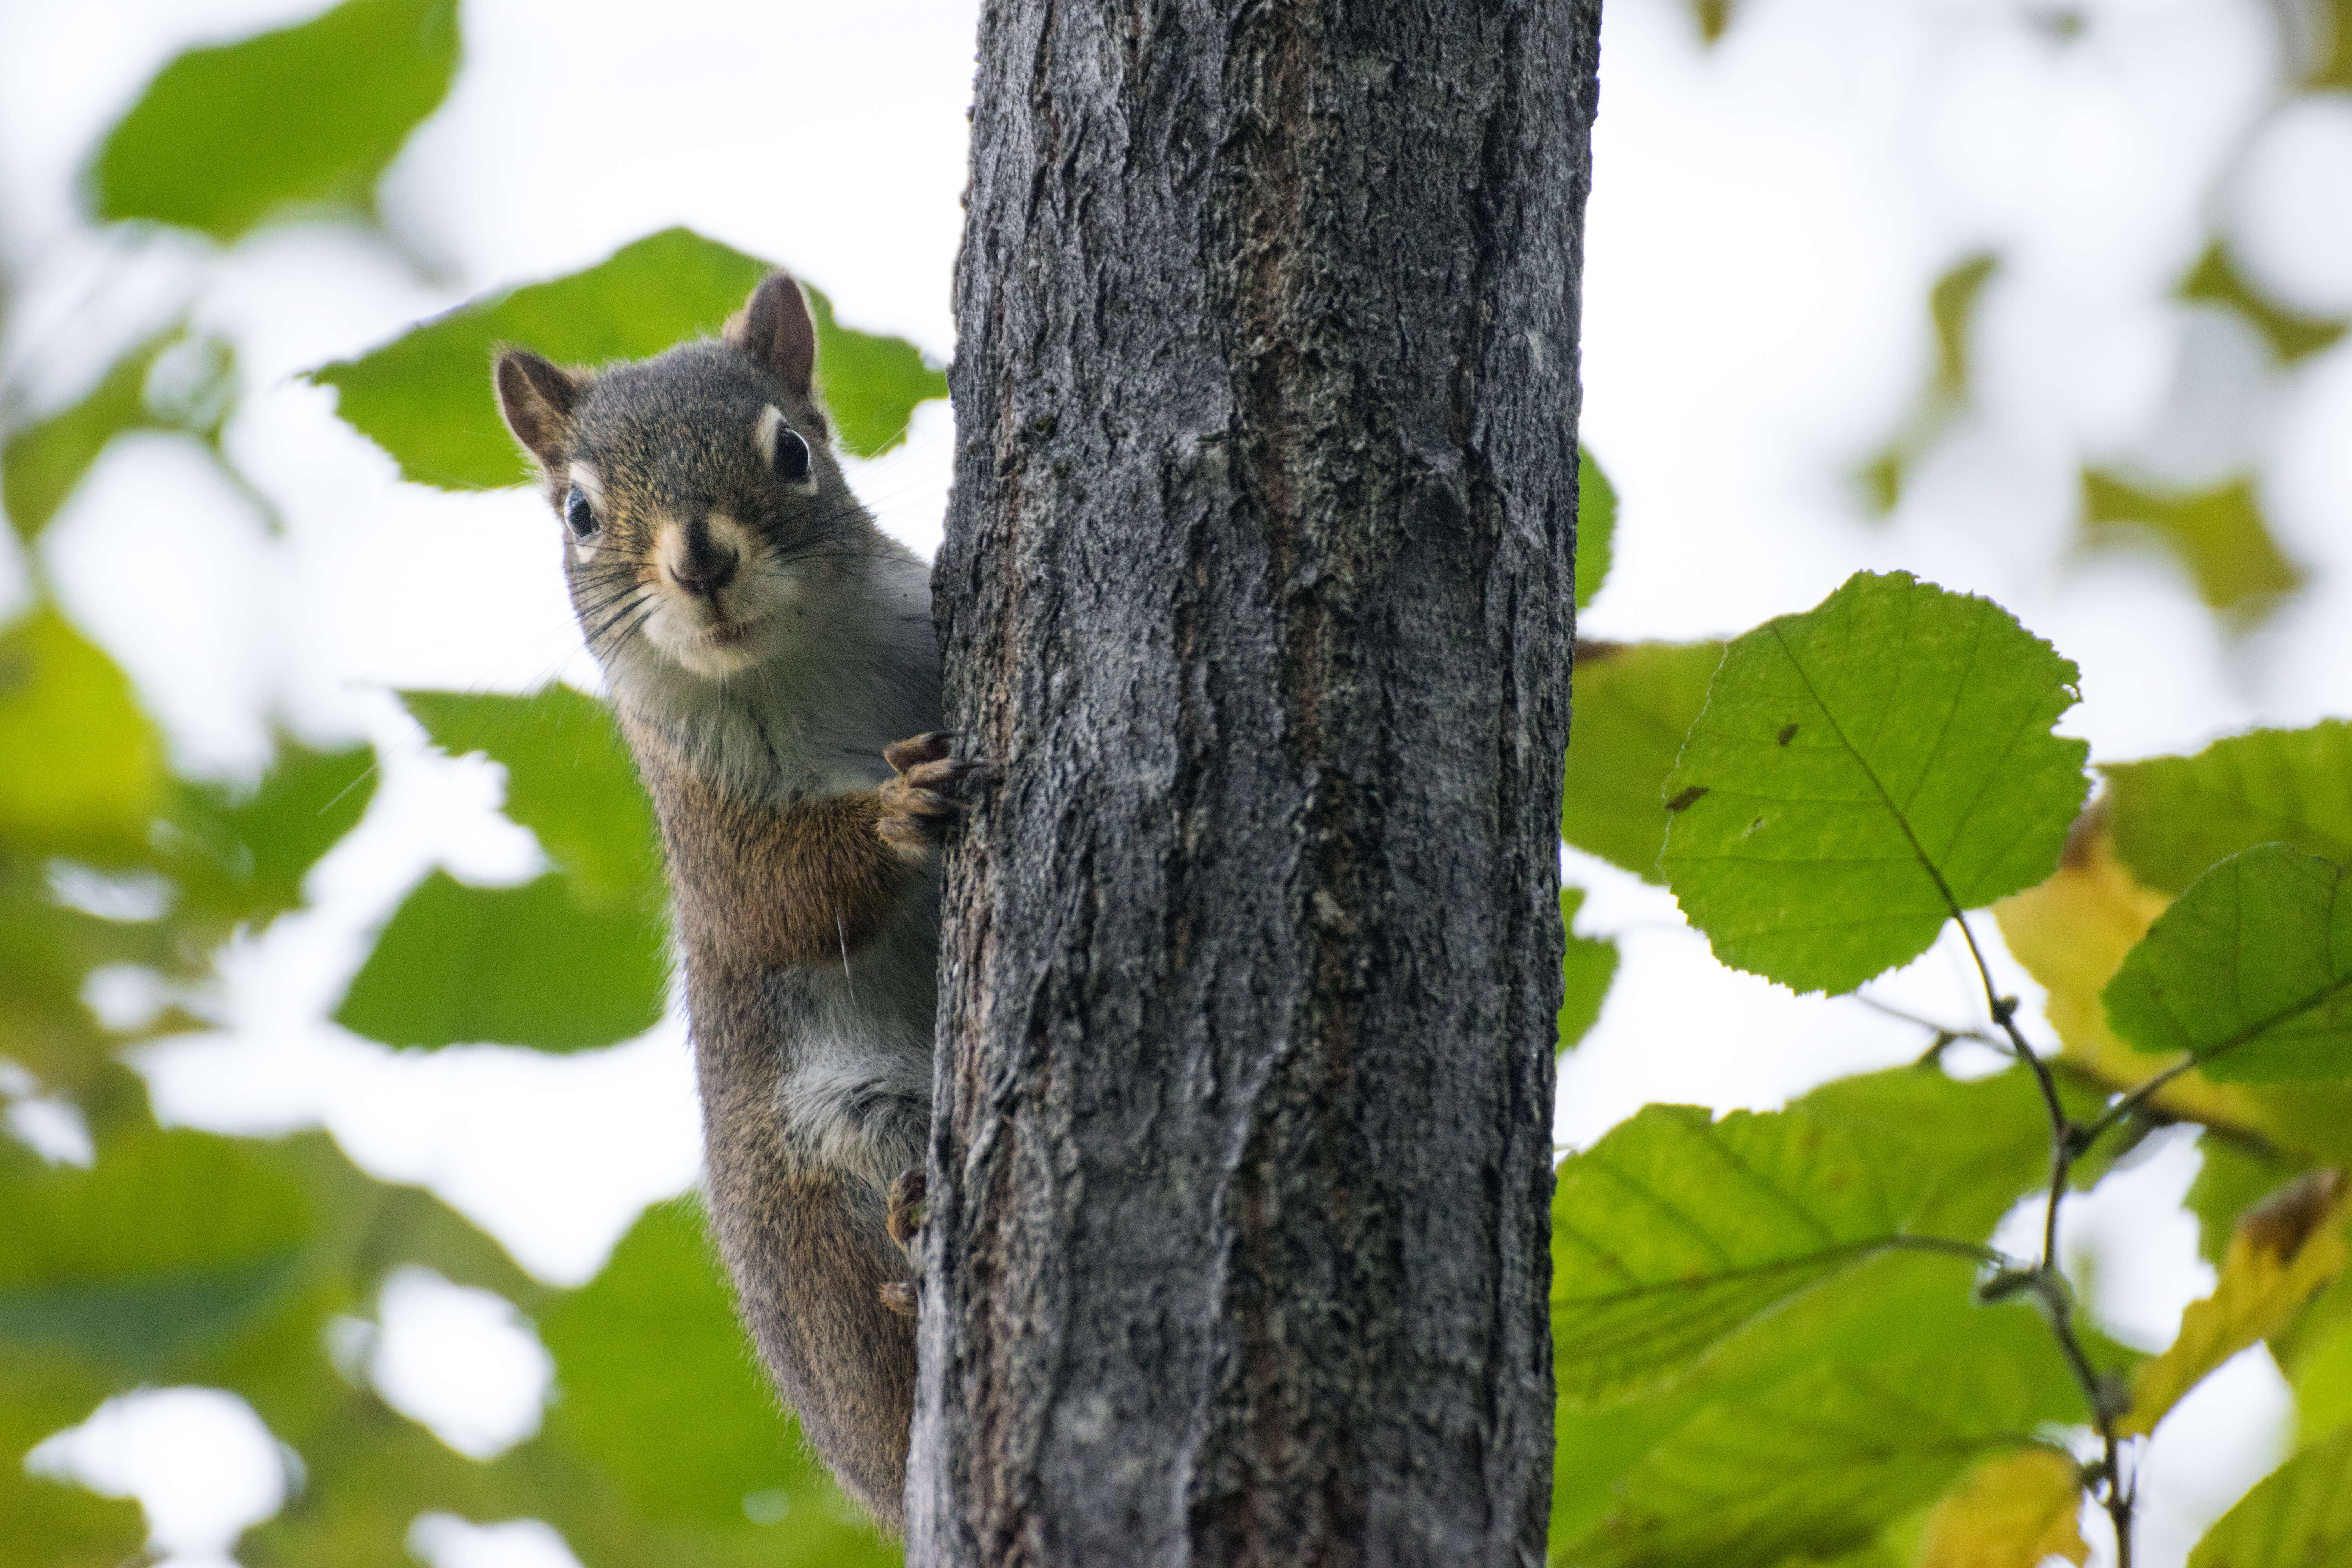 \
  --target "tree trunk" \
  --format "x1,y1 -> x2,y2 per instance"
910,3 -> 1600,1563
